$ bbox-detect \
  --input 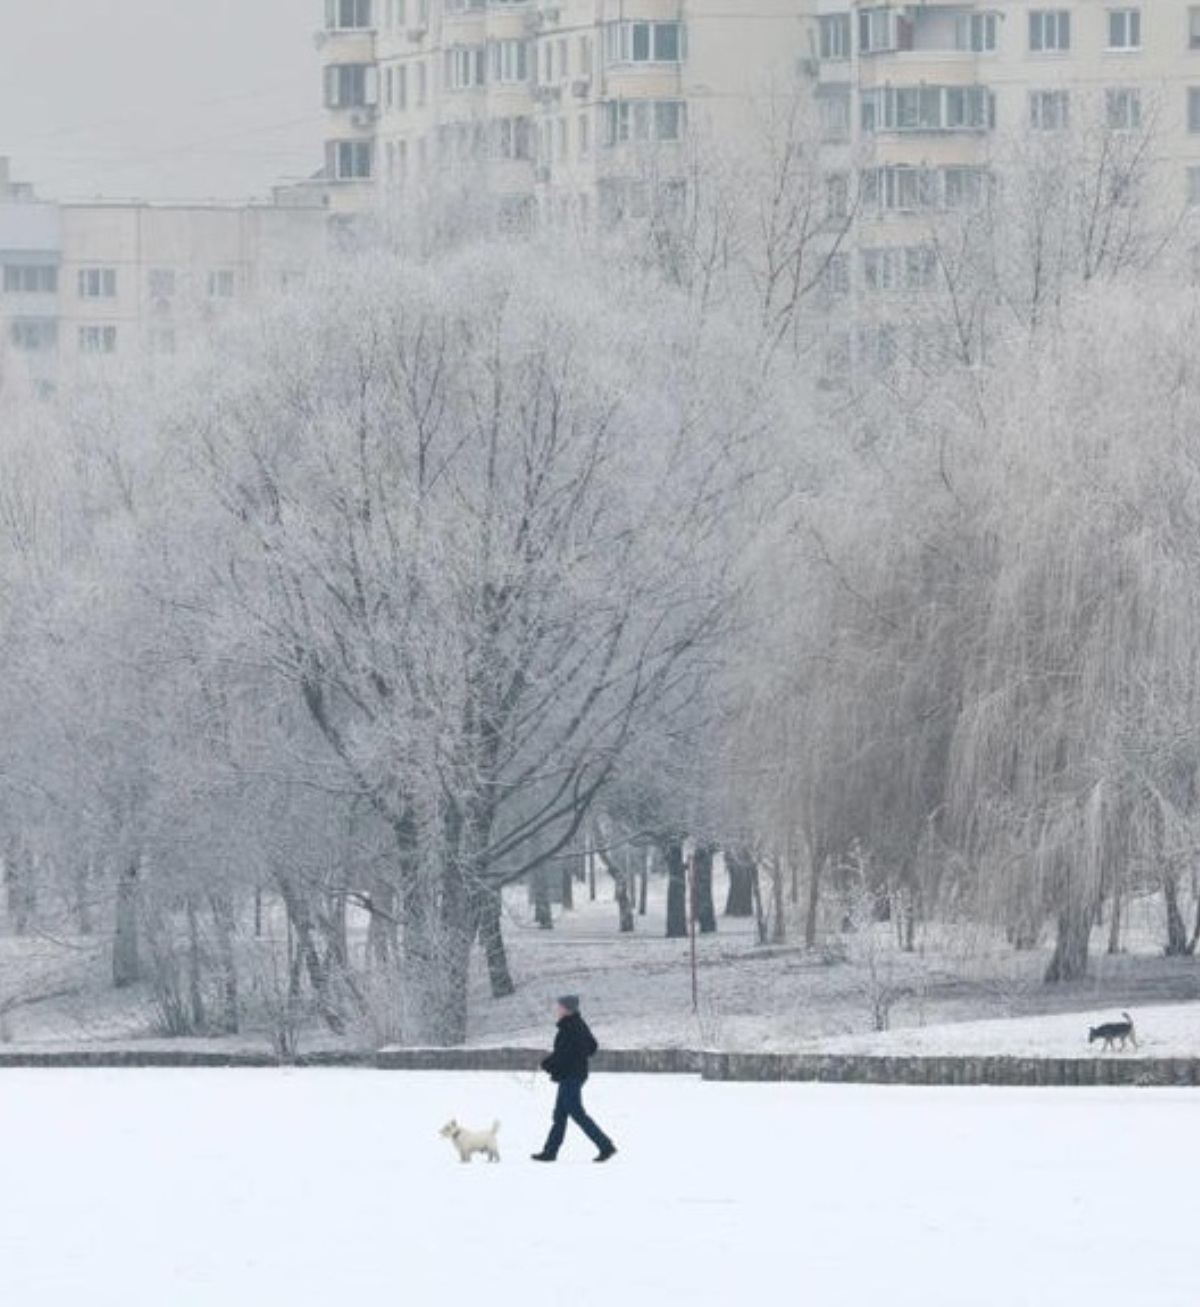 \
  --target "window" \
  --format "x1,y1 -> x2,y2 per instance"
1189,87 -> 1200,131
1108,9 -> 1141,50
1030,89 -> 1070,129
1190,7 -> 1200,49
325,0 -> 371,29
78,325 -> 117,354
1188,166 -> 1200,205
490,39 -> 530,84
863,247 -> 937,293
77,267 -> 116,298
860,164 -> 989,212
493,116 -> 533,160
859,7 -> 897,53
3,264 -> 57,293
956,13 -> 998,53
208,269 -> 236,298
417,61 -> 427,106
1105,88 -> 1142,130
9,318 -> 57,351
324,64 -> 378,108
578,112 -> 590,156
604,21 -> 685,64
328,139 -> 373,178
825,173 -> 849,222
444,46 -> 485,90
860,85 -> 994,133
819,87 -> 850,140
821,253 -> 849,297
819,14 -> 851,60
1029,10 -> 1071,52
603,99 -> 686,145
